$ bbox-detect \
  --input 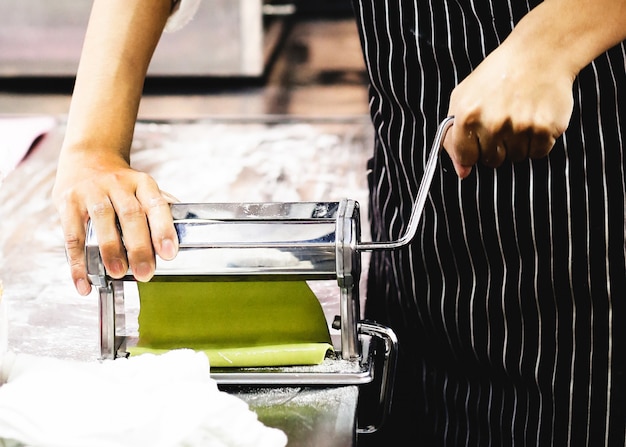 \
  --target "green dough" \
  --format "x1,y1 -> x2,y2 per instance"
129,343 -> 332,368
129,280 -> 333,367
